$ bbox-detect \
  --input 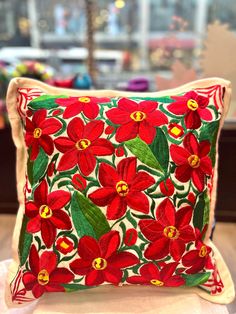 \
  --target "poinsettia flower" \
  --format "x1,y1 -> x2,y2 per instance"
23,245 -> 74,298
56,236 -> 74,255
182,227 -> 213,274
25,109 -> 62,160
54,117 -> 114,175
89,157 -> 155,220
167,91 -> 212,129
139,198 -> 195,261
182,242 -> 212,274
106,98 -> 168,144
55,96 -> 110,119
69,231 -> 139,286
25,180 -> 71,248
127,262 -> 185,287
170,133 -> 212,192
